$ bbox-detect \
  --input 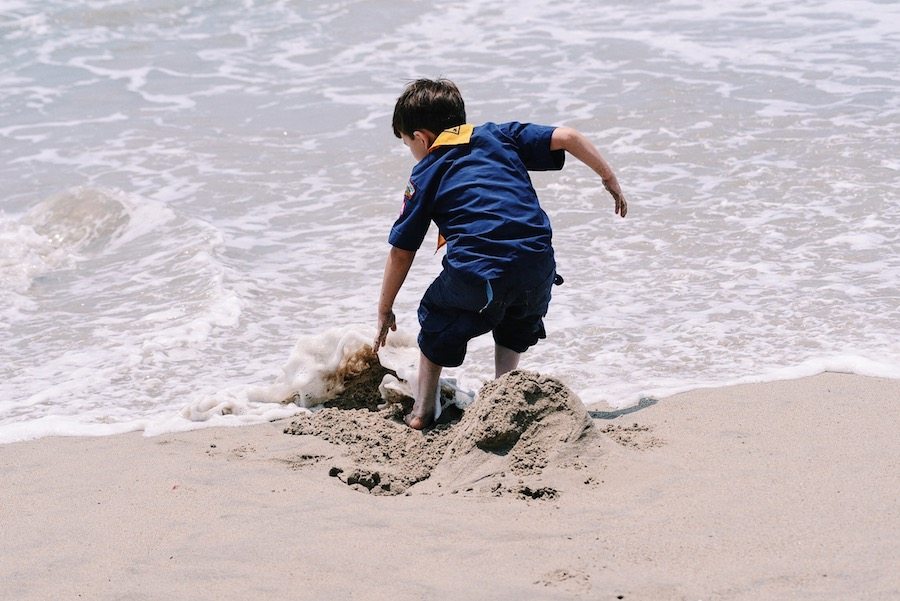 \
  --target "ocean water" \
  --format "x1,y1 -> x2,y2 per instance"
2,0 -> 898,443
